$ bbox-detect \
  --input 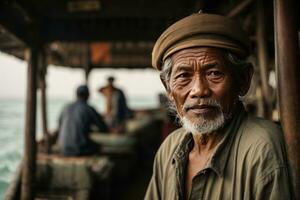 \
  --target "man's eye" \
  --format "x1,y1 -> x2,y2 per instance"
206,71 -> 224,79
176,72 -> 191,79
